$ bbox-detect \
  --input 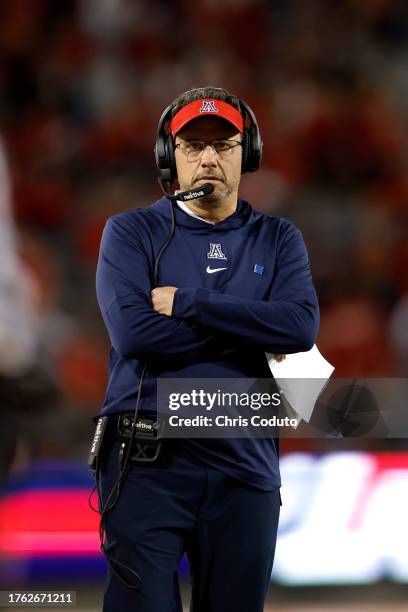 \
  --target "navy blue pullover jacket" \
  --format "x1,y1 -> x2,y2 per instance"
96,196 -> 319,490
